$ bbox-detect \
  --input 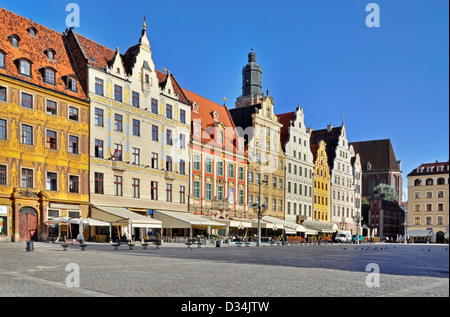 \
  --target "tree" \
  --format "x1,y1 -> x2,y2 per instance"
371,184 -> 398,202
